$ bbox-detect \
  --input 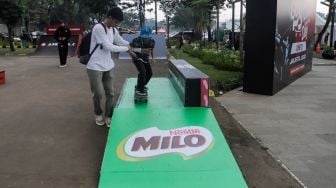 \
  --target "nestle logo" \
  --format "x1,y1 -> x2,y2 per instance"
117,126 -> 214,161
